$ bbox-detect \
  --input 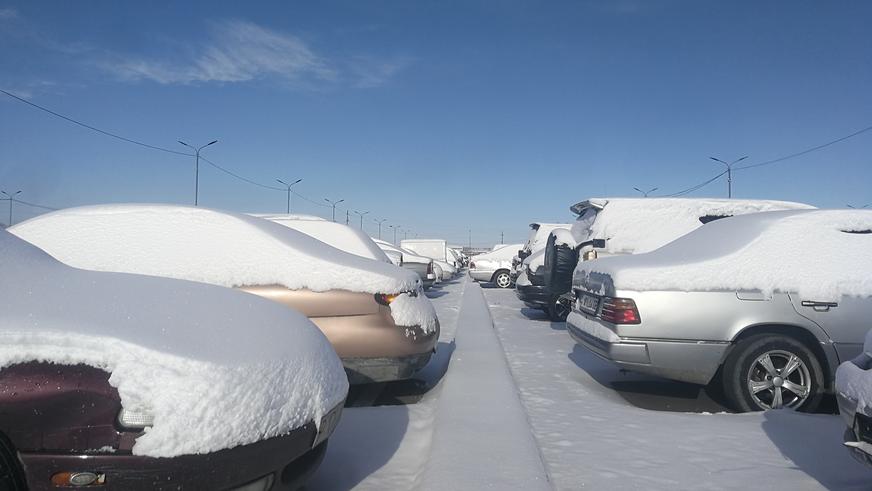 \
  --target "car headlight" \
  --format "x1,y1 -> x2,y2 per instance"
117,408 -> 155,430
